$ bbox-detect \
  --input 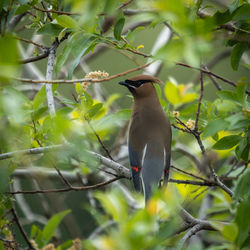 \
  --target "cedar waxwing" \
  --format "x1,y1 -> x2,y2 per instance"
119,75 -> 172,202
